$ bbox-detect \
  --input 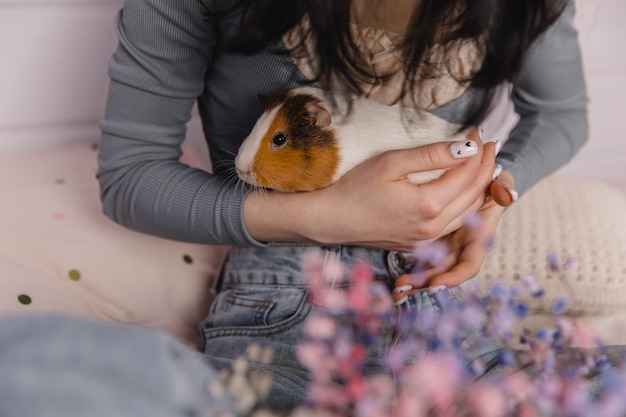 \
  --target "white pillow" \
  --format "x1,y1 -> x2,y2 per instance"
480,177 -> 626,345
0,143 -> 229,349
